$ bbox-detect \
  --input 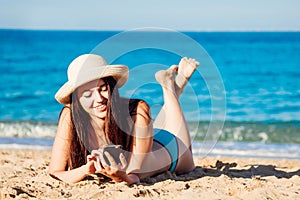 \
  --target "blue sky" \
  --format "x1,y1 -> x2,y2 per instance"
0,0 -> 299,31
